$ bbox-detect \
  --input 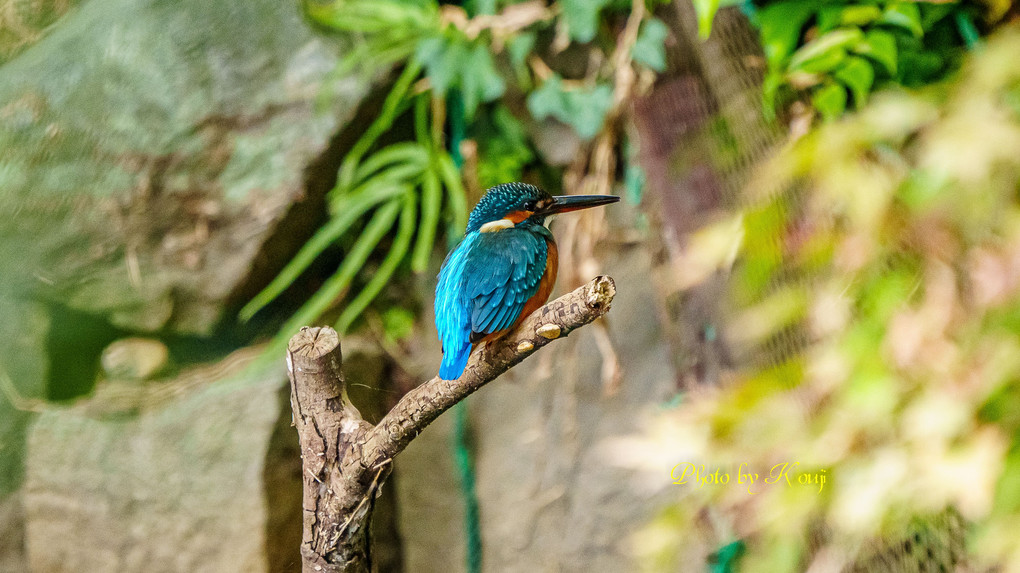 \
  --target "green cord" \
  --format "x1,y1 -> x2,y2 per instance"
954,10 -> 981,51
447,89 -> 482,573
453,401 -> 482,572
709,540 -> 746,573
